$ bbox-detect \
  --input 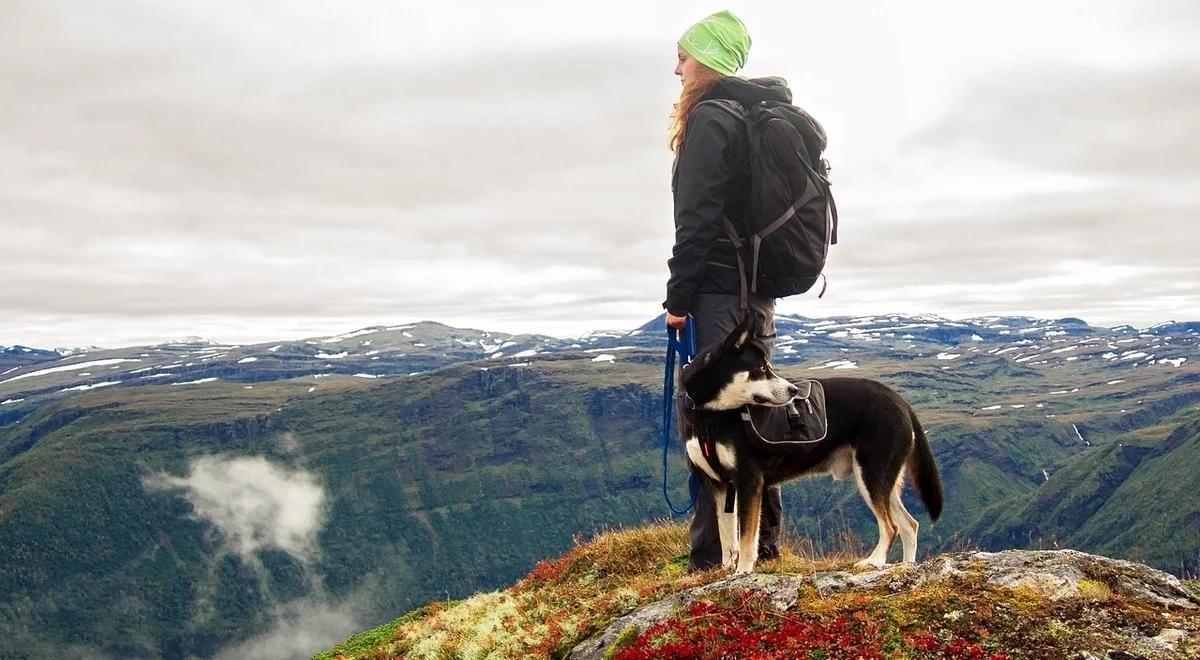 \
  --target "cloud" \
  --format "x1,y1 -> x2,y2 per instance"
145,455 -> 326,562
0,0 -> 678,339
3,0 -> 1198,347
145,453 -> 373,658
904,62 -> 1200,179
213,596 -> 366,660
813,184 -> 1200,323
